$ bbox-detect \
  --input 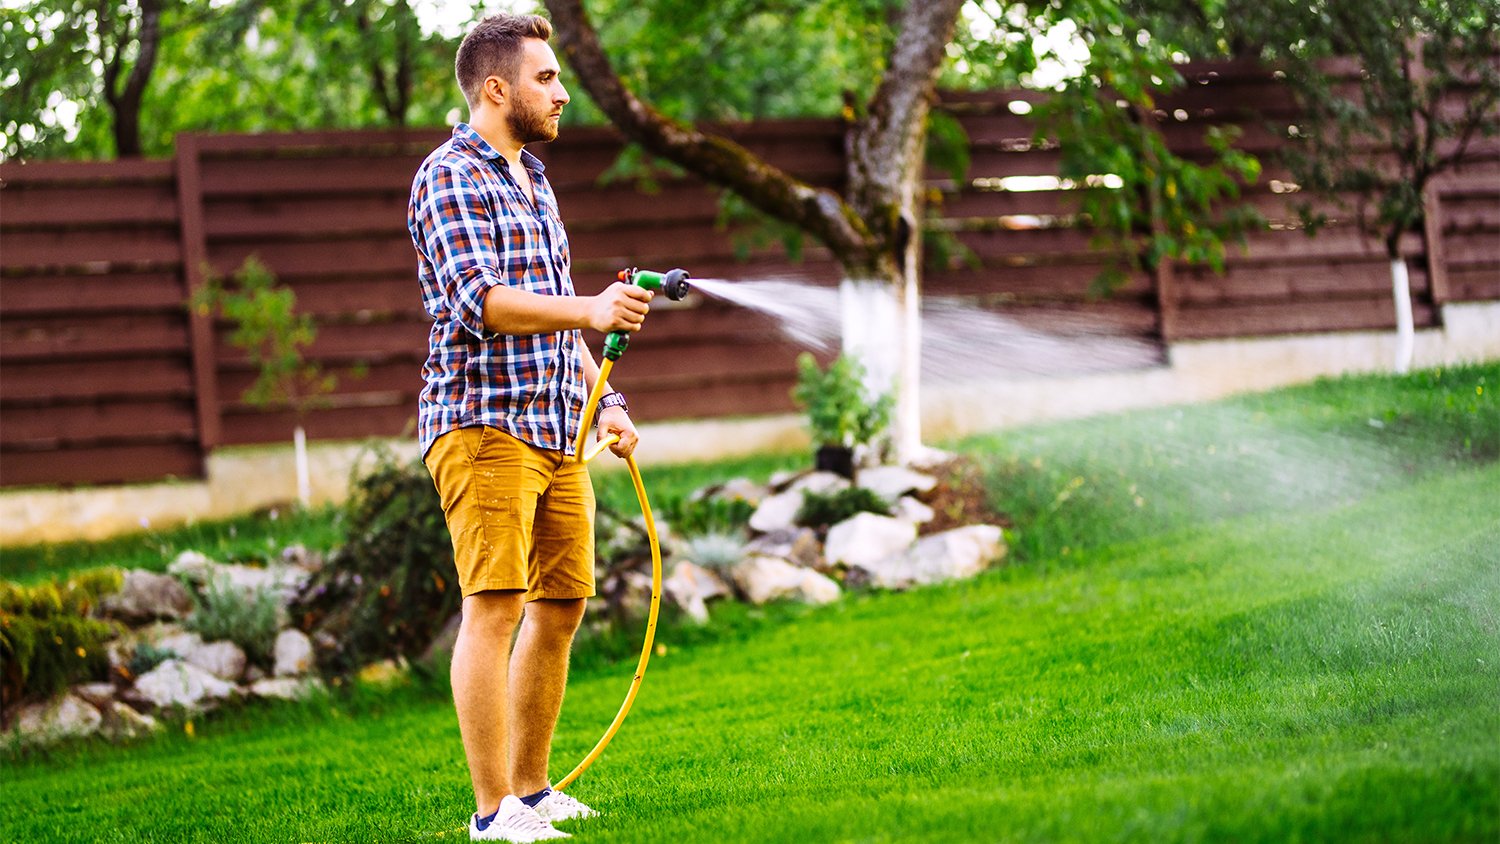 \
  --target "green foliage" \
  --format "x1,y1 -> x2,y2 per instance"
791,352 -> 894,449
0,569 -> 123,705
794,485 -> 890,528
293,447 -> 455,674
184,580 -> 282,667
126,642 -> 178,679
676,530 -> 748,572
658,494 -> 754,539
192,256 -> 336,414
